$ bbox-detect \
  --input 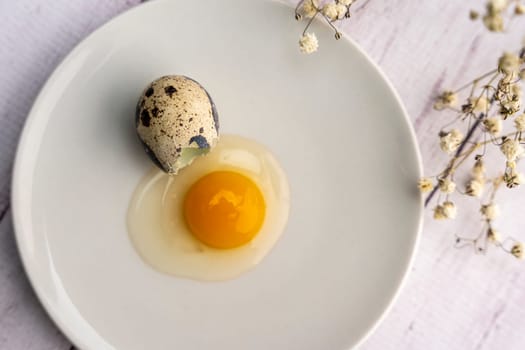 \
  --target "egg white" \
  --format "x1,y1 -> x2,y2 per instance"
127,134 -> 290,281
